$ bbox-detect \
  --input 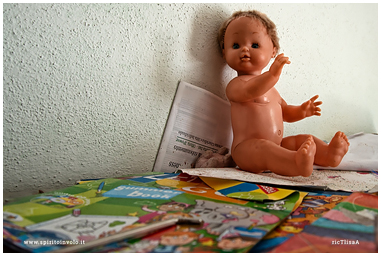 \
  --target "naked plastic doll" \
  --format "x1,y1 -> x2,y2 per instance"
217,10 -> 349,177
